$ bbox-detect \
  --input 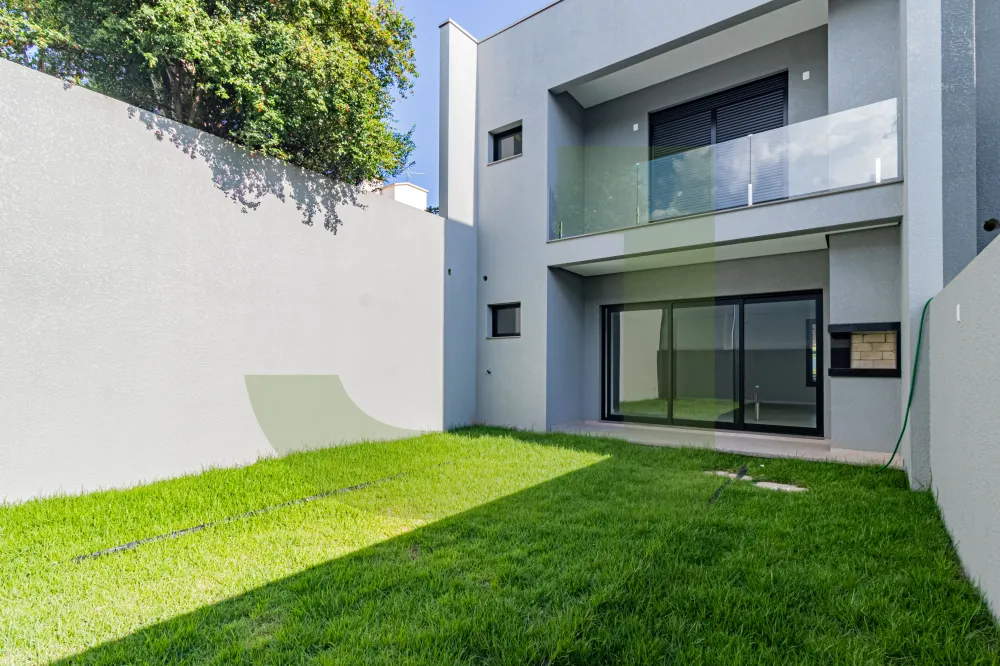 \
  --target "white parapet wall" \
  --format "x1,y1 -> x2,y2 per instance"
0,59 -> 469,503
930,235 -> 1000,619
381,182 -> 430,211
